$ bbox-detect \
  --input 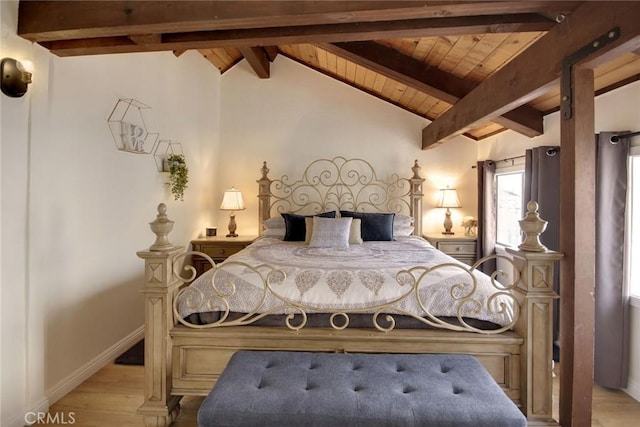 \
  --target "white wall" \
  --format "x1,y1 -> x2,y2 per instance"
1,2 -> 30,423
478,81 -> 640,401
0,1 -> 221,424
219,57 -> 478,236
